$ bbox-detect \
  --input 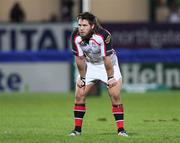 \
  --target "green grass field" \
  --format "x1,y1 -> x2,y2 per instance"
0,91 -> 180,143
